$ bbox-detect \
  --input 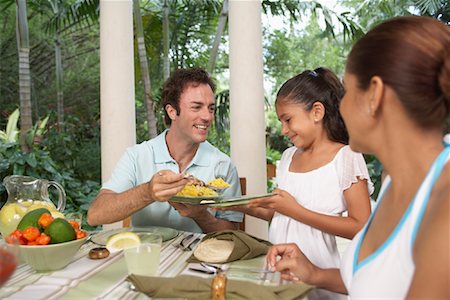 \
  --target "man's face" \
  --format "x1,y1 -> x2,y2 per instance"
169,83 -> 215,144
